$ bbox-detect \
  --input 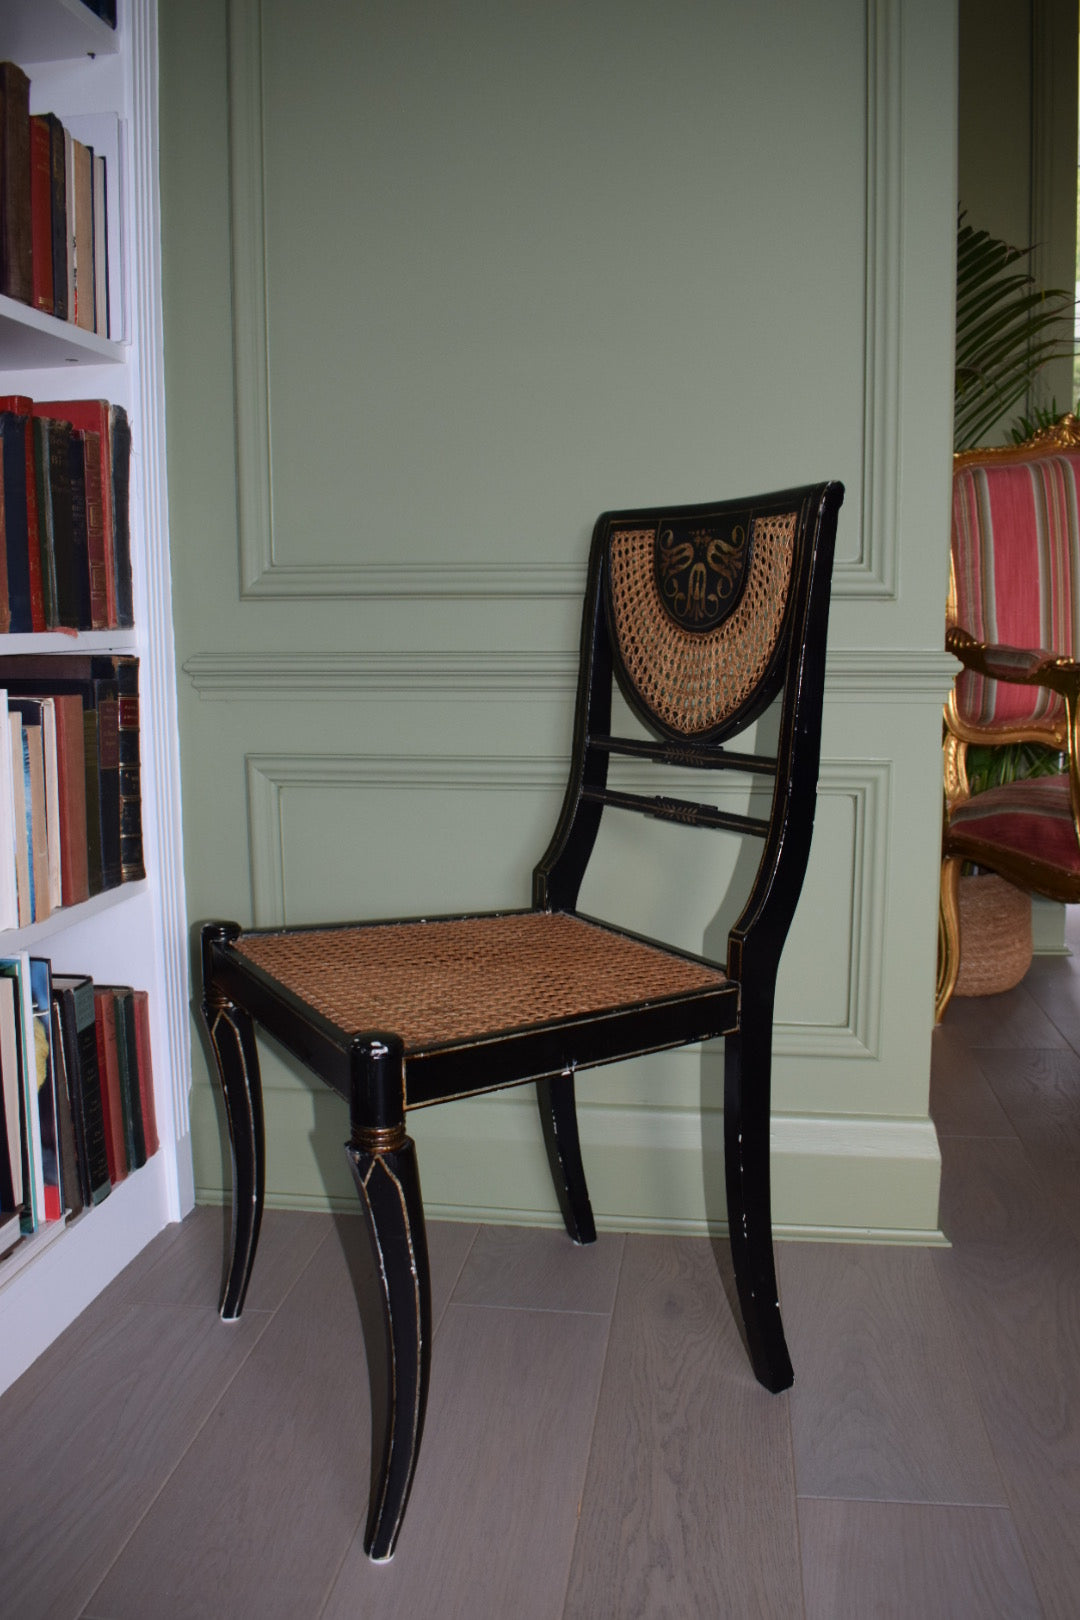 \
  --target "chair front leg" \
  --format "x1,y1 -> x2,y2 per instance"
200,924 -> 265,1321
936,854 -> 963,1022
724,990 -> 794,1394
346,1123 -> 432,1562
536,1070 -> 597,1245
